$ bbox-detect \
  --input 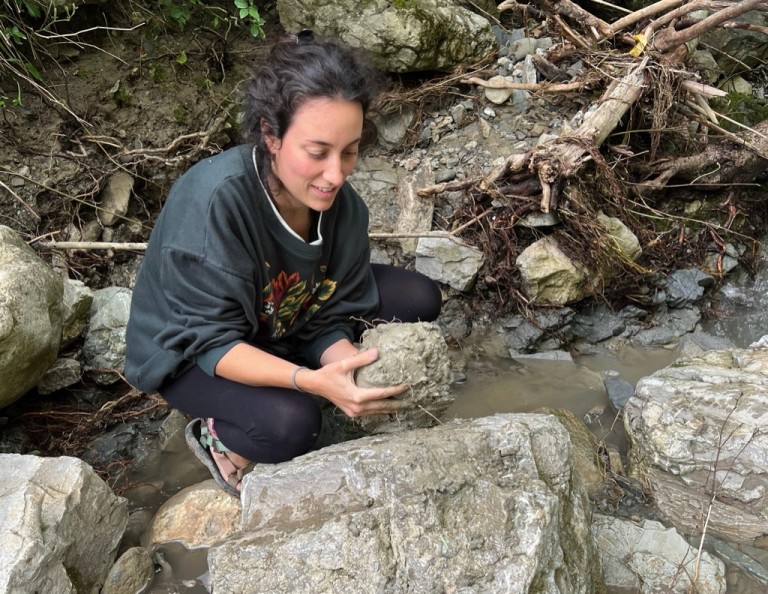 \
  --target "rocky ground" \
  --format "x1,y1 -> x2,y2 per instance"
2,0 -> 768,483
